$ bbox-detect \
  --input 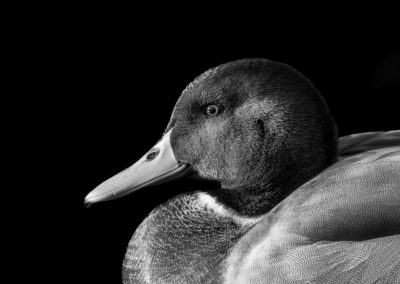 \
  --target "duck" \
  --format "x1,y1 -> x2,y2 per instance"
85,58 -> 400,283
